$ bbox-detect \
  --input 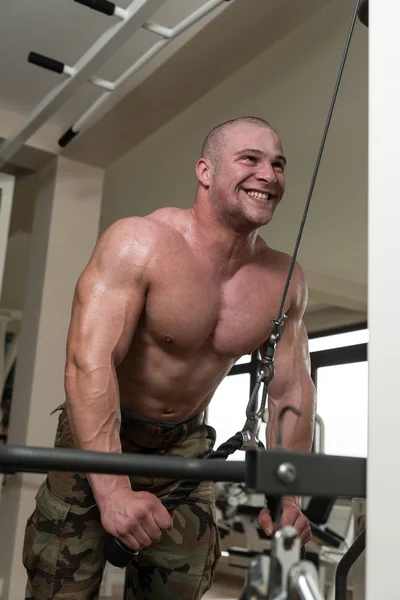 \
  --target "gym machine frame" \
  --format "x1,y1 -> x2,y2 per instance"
0,444 -> 367,600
